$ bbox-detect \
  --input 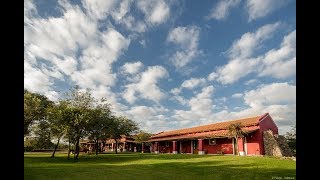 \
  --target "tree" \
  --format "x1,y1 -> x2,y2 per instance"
285,125 -> 296,156
63,86 -> 95,160
33,120 -> 54,149
134,131 -> 152,143
133,131 -> 152,152
24,137 -> 37,152
227,123 -> 246,156
47,101 -> 69,157
86,100 -> 112,155
24,89 -> 53,136
108,116 -> 139,154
